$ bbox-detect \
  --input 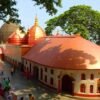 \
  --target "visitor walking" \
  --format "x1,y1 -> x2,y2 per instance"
2,78 -> 11,92
0,70 -> 4,75
10,67 -> 14,76
0,83 -> 4,97
6,91 -> 12,100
